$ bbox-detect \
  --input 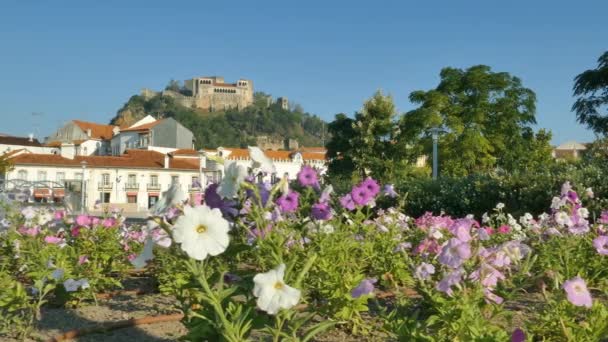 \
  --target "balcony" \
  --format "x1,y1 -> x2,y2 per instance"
147,183 -> 161,191
98,182 -> 113,191
124,183 -> 139,191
